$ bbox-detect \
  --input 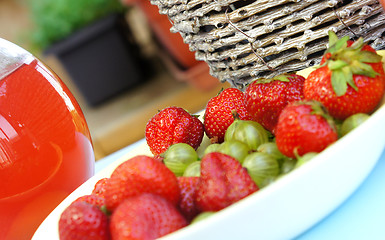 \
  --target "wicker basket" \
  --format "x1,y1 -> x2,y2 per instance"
151,0 -> 385,89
